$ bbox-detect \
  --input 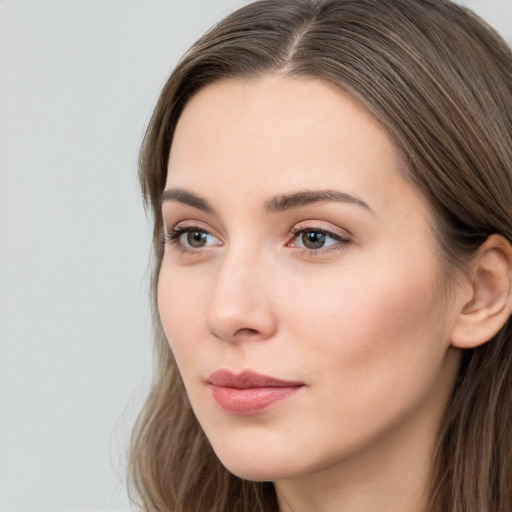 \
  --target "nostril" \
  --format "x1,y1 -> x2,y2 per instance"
234,327 -> 260,337
205,322 -> 260,340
